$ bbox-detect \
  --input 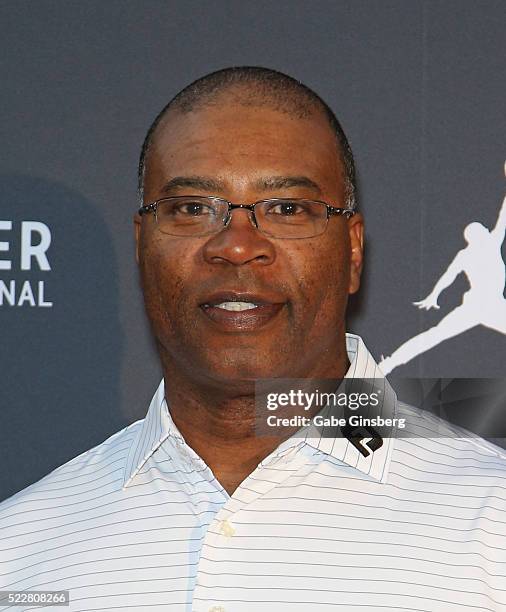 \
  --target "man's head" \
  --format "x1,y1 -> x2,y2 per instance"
138,66 -> 357,211
134,66 -> 364,390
